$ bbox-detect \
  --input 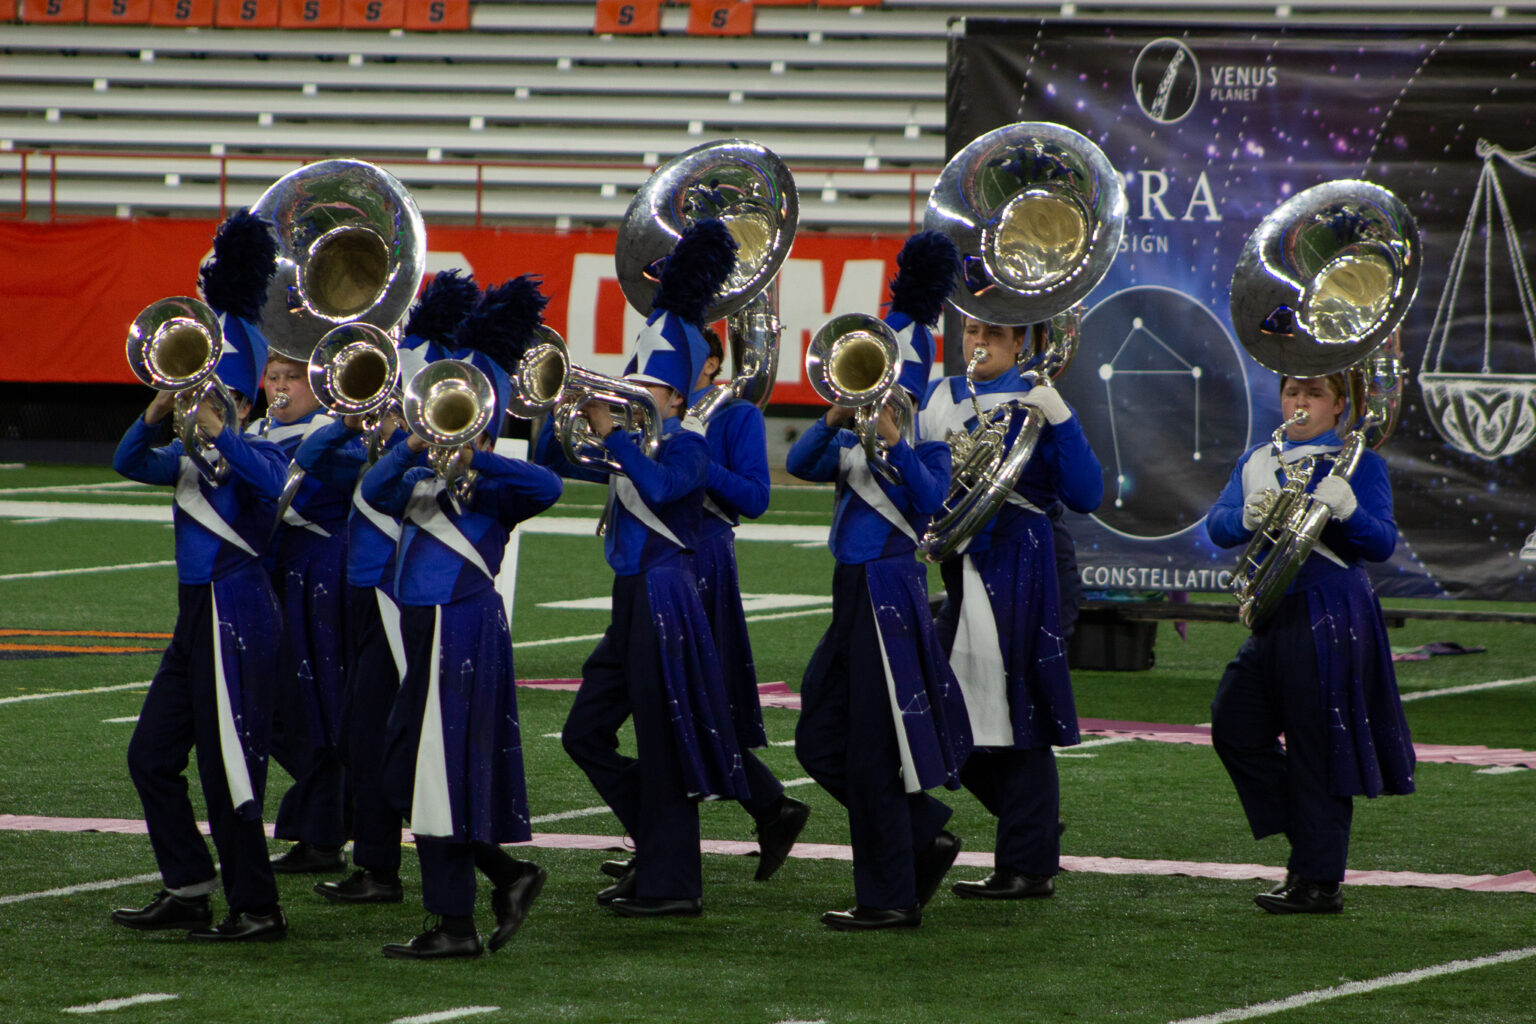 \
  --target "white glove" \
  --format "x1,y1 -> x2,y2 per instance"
1242,488 -> 1276,531
1311,475 -> 1358,521
1020,385 -> 1072,426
